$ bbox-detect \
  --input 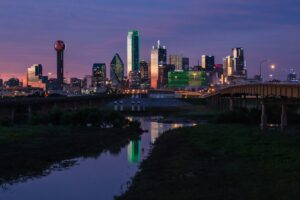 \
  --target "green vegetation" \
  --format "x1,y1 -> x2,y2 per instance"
0,111 -> 142,185
117,124 -> 300,200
